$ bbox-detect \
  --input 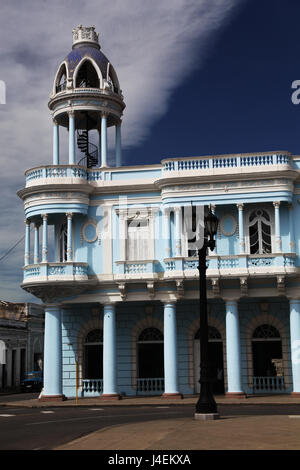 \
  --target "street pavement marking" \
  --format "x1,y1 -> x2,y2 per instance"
89,408 -> 104,411
40,411 -> 55,414
289,415 -> 300,418
0,414 -> 15,417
